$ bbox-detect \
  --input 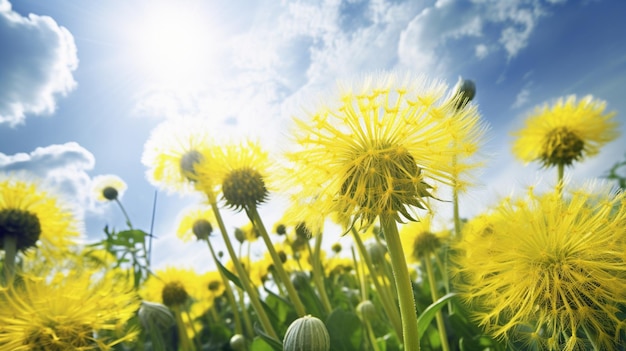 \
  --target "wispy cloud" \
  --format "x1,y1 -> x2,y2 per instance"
0,0 -> 78,126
